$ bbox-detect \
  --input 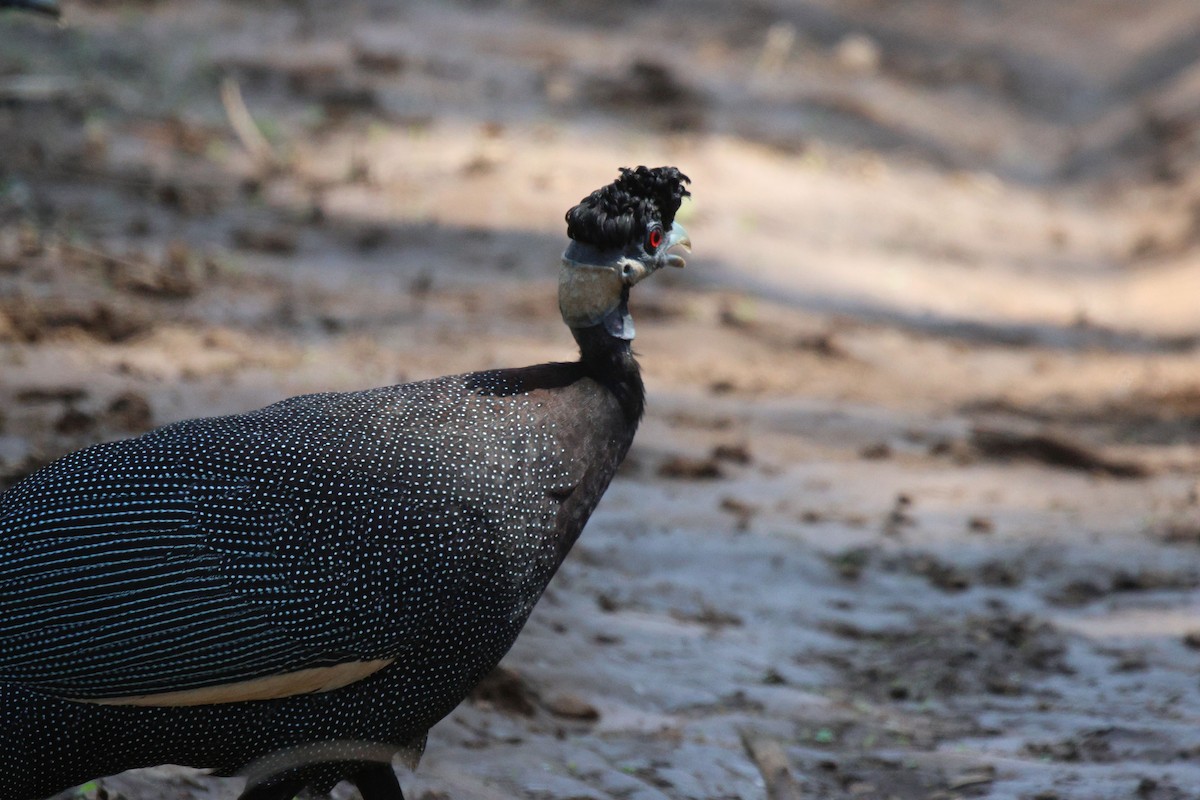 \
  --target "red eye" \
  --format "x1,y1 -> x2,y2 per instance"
647,228 -> 664,250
